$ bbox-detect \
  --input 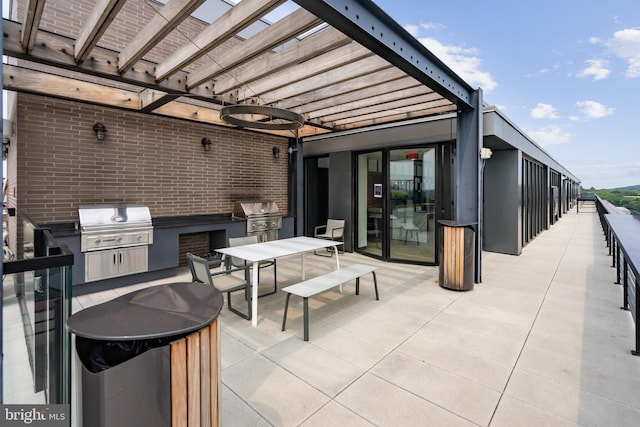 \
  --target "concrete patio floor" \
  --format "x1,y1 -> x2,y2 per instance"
71,208 -> 640,426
